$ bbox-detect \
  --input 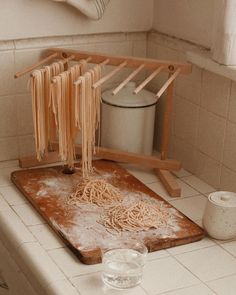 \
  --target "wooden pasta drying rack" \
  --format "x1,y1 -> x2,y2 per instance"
15,48 -> 192,197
